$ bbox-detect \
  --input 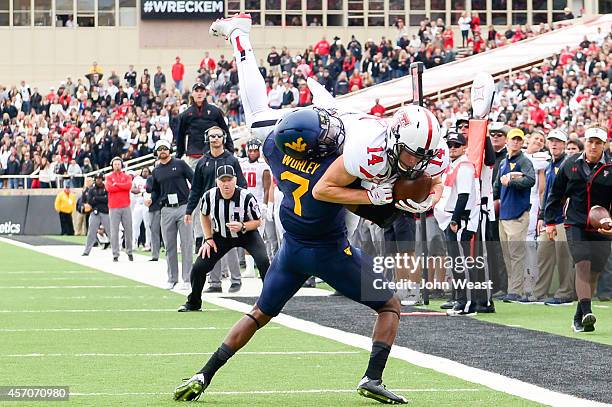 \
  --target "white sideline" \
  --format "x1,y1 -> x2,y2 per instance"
0,237 -> 606,407
0,308 -> 223,313
0,351 -> 360,357
71,388 -> 481,396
